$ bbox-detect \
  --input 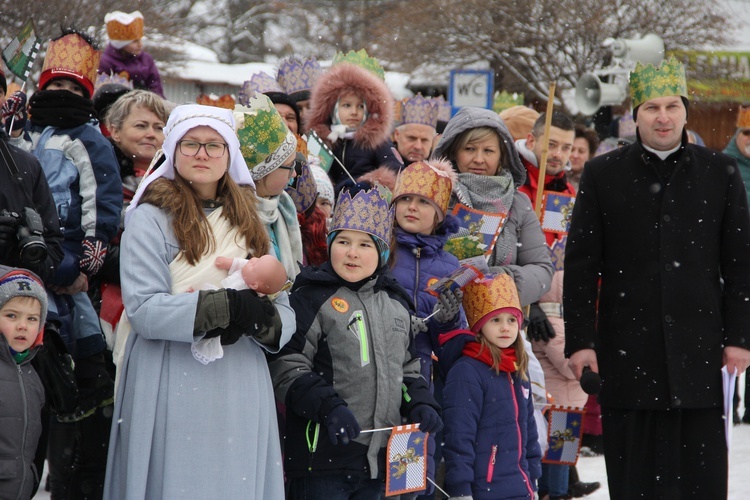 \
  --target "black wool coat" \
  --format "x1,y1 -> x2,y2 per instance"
563,136 -> 750,410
